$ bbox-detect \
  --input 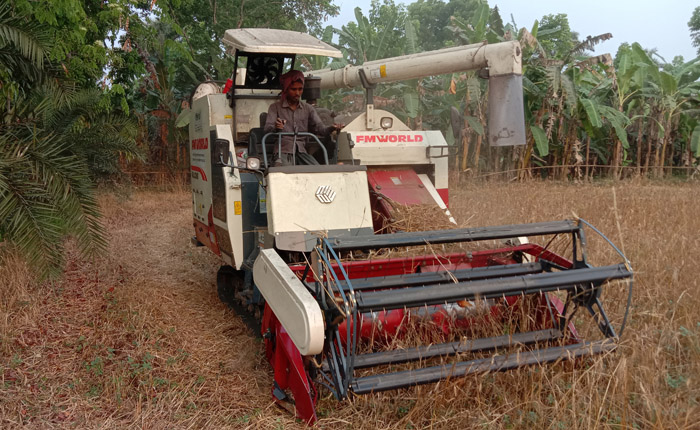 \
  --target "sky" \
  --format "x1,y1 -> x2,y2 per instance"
325,0 -> 699,63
